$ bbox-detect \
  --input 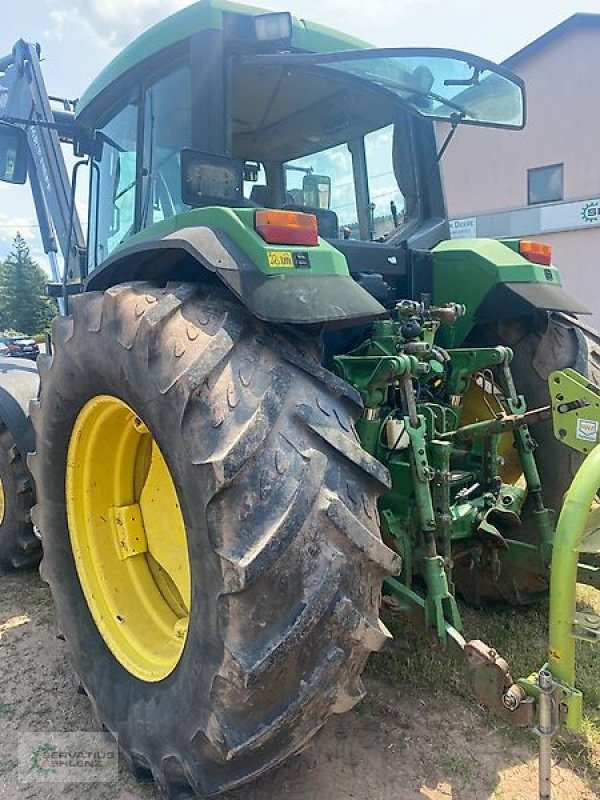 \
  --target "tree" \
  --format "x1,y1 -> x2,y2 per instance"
0,233 -> 56,335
